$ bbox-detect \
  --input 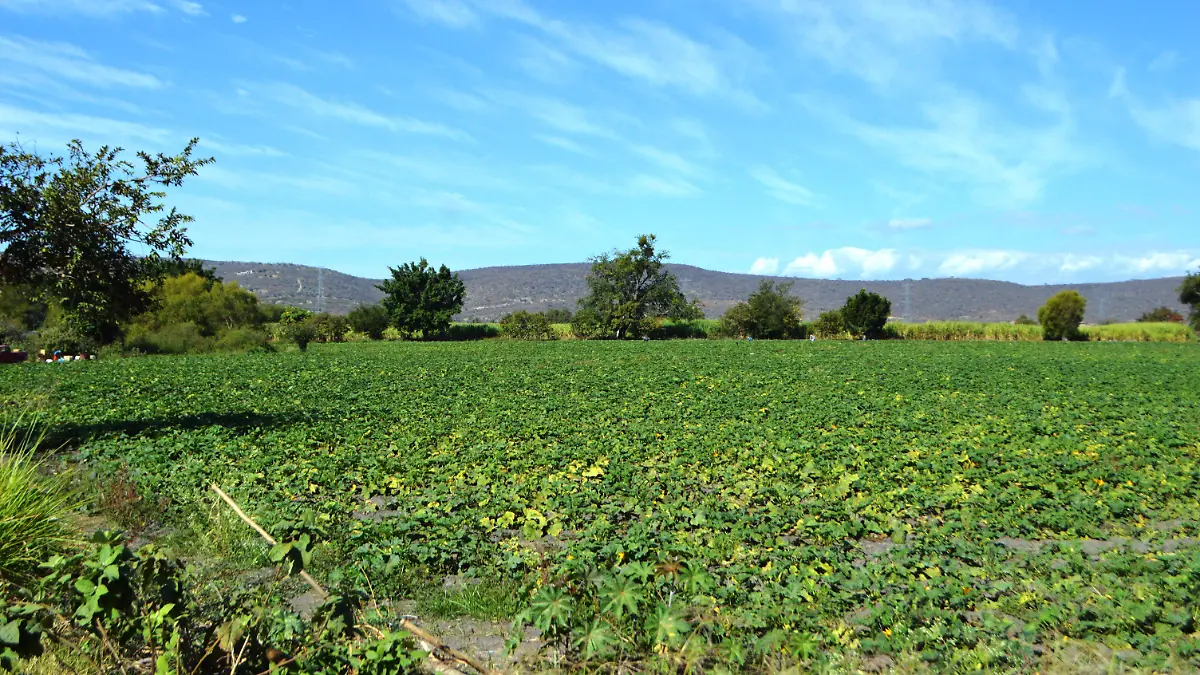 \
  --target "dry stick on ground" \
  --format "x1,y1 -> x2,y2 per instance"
209,484 -> 500,675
